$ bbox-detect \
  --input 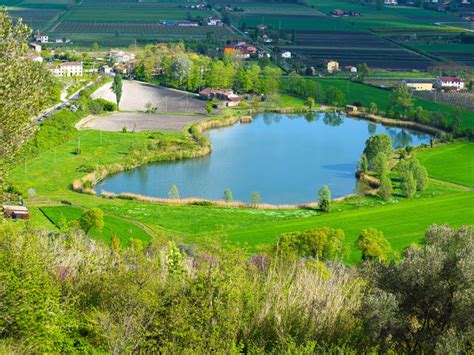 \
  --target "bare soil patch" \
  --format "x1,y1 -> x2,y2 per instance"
77,112 -> 205,132
91,80 -> 206,114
